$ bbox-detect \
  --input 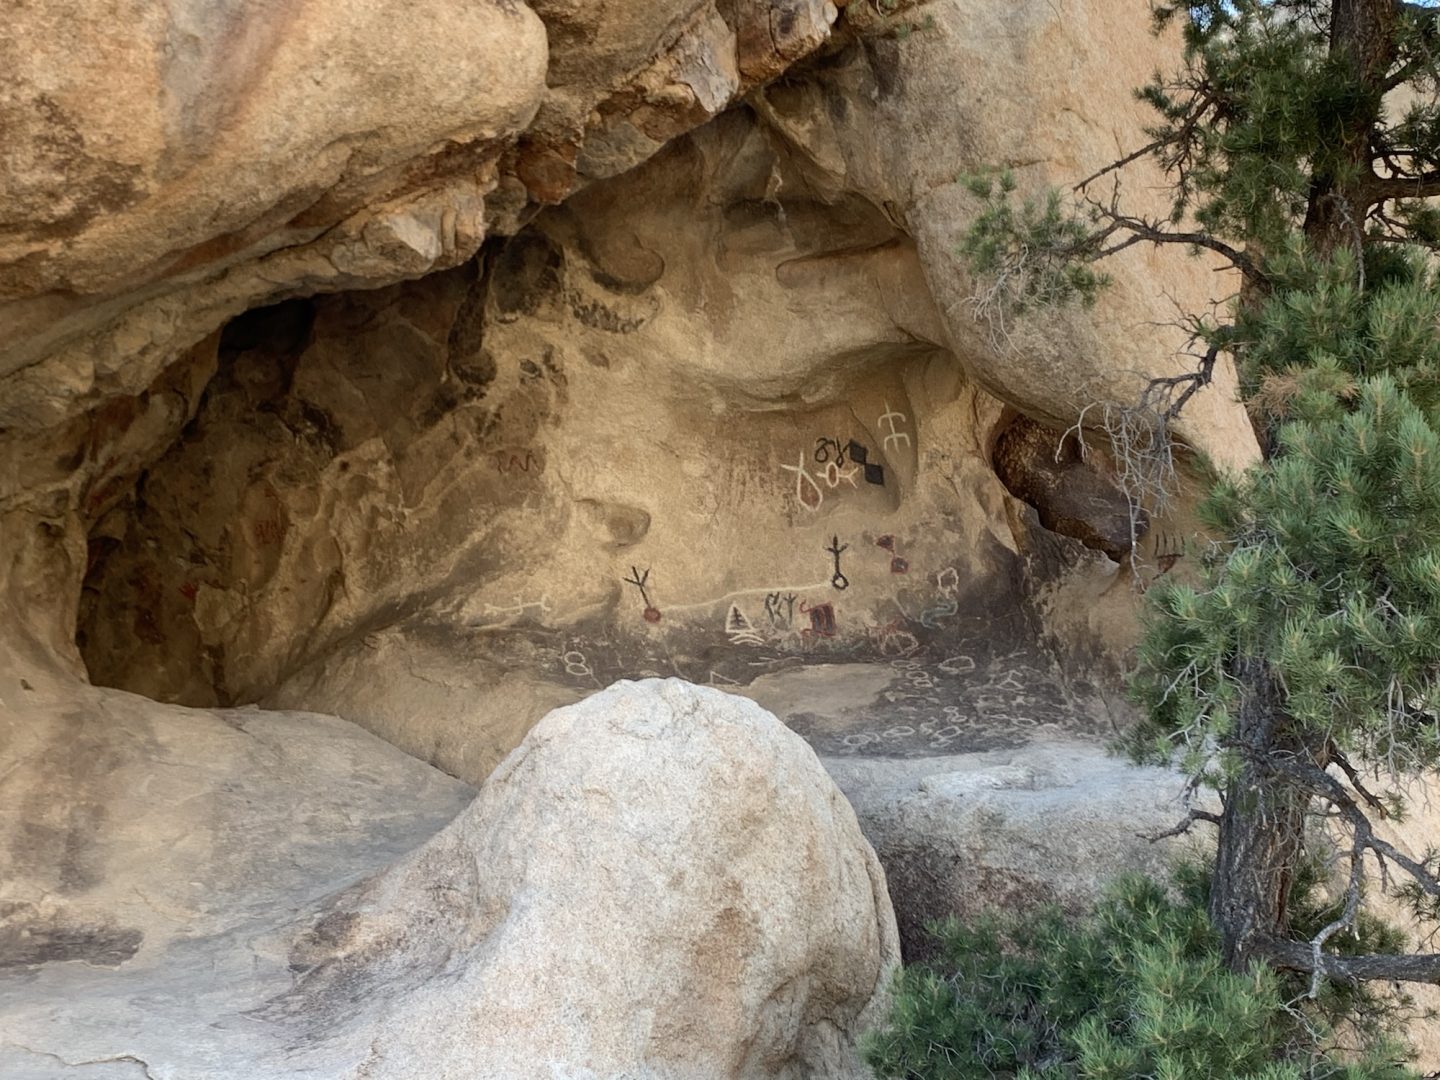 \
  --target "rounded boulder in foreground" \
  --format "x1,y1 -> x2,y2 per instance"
281,677 -> 901,1079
